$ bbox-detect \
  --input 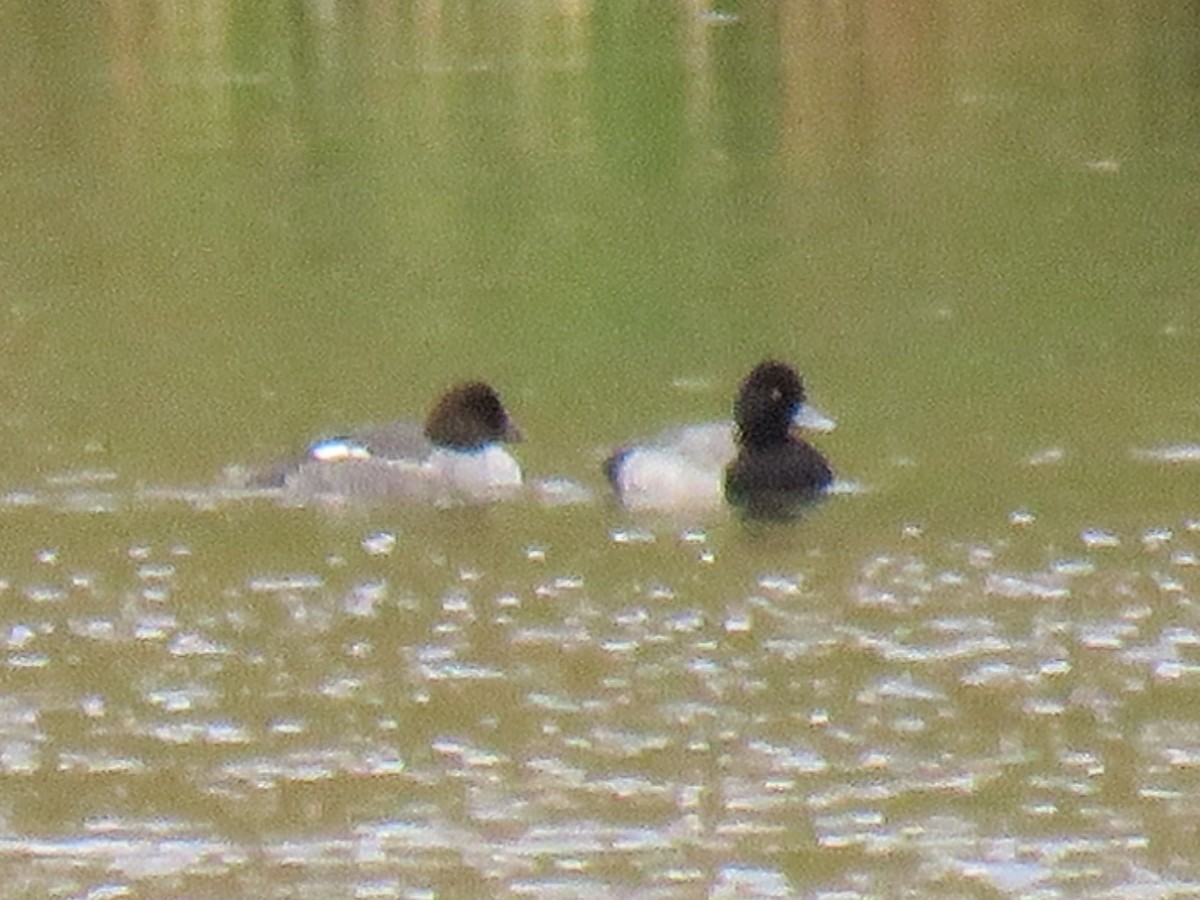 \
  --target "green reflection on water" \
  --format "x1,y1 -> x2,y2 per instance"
2,0 -> 1196,493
